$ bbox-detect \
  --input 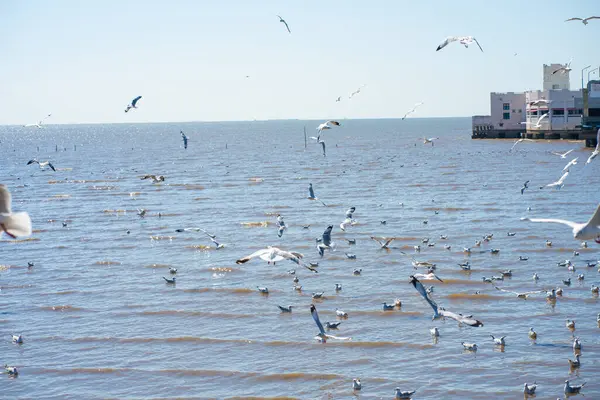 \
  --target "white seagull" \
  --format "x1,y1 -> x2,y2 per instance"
585,128 -> 599,165
540,170 -> 569,189
317,225 -> 335,257
436,36 -> 483,52
27,159 -> 56,171
310,304 -> 351,342
521,113 -> 549,128
24,113 -> 51,128
276,15 -> 291,33
552,59 -> 573,75
370,236 -> 396,249
524,383 -> 537,396
521,204 -> 600,242
395,388 -> 416,399
348,84 -> 366,99
565,16 -> 600,25
510,138 -> 535,152
124,95 -> 142,113
563,157 -> 578,172
316,120 -> 341,135
422,137 -> 439,146
494,286 -> 544,299
11,335 -> 23,344
236,246 -> 317,272
308,183 -> 327,206
0,185 -> 32,239
552,149 -> 574,159
402,102 -> 424,120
